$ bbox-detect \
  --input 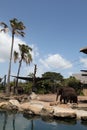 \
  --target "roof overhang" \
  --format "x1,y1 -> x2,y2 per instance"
81,74 -> 87,76
80,47 -> 87,54
80,70 -> 87,72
